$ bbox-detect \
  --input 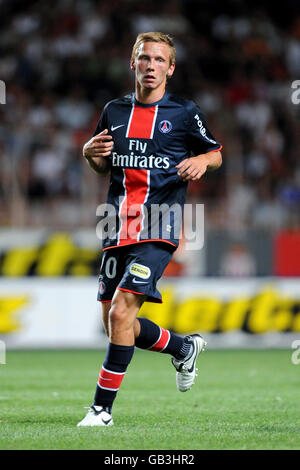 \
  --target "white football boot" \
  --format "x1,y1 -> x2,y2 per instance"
77,405 -> 113,427
171,334 -> 207,392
